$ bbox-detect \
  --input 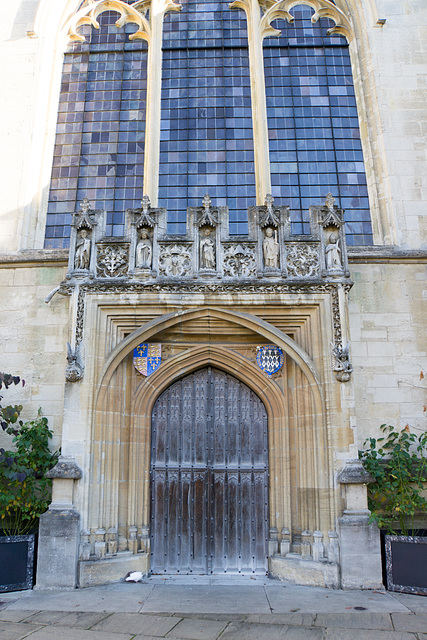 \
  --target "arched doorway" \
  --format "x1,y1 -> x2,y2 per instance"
150,367 -> 269,574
